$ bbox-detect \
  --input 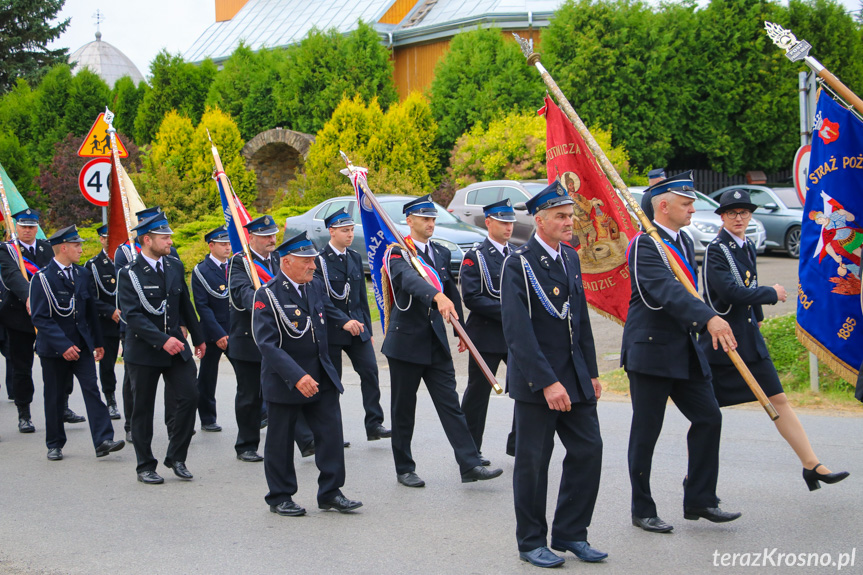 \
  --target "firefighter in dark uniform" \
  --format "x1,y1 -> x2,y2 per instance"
30,225 -> 125,461
624,172 -> 740,533
500,183 -> 605,568
191,226 -> 232,433
315,208 -> 390,441
85,224 -> 122,419
702,189 -> 848,490
0,208 -> 84,431
459,199 -> 518,462
382,195 -> 503,488
253,232 -> 363,517
117,212 -> 205,484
